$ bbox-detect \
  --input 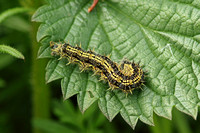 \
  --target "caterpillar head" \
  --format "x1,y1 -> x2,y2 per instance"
50,41 -> 63,56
